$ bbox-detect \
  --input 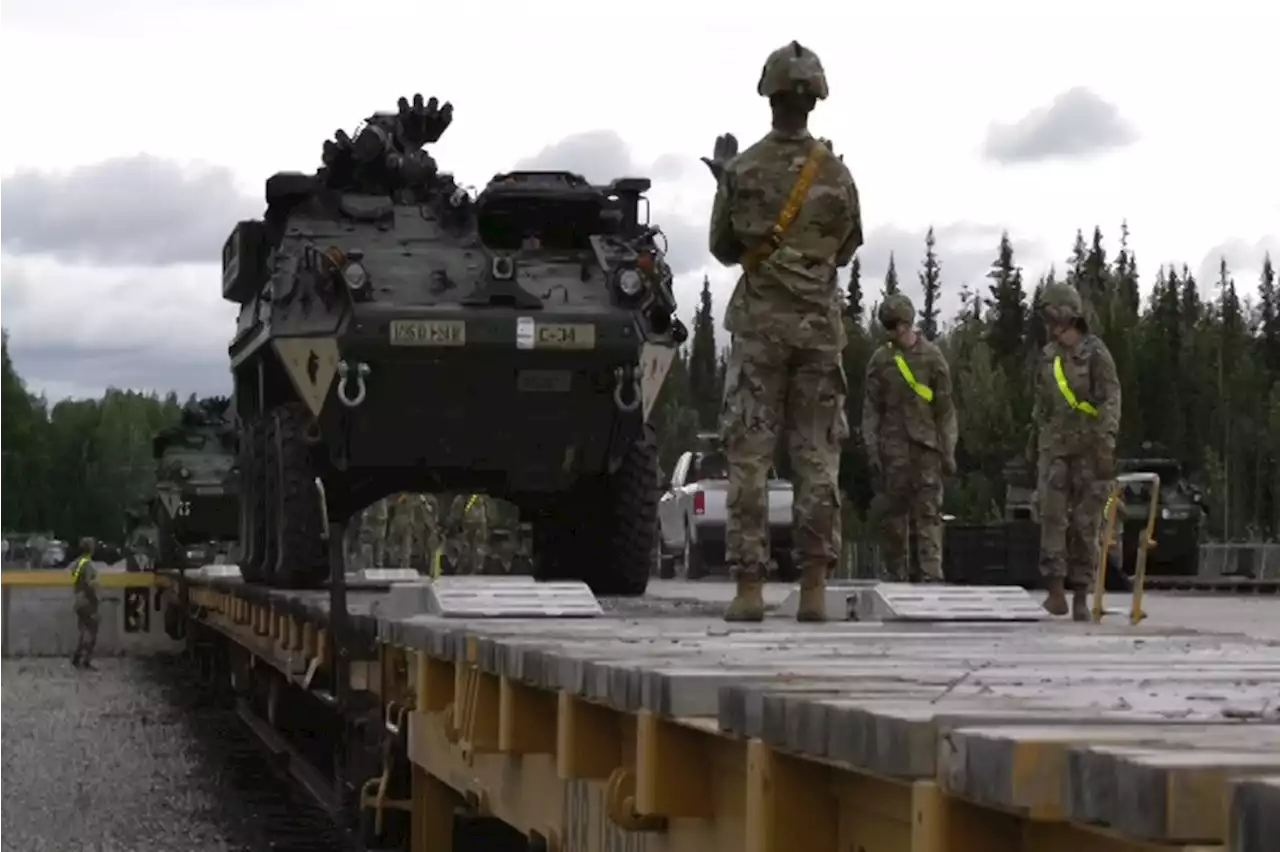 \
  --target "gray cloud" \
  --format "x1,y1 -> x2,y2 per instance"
1,256 -> 234,401
1,154 -> 260,267
1196,235 -> 1280,293
512,130 -> 708,276
982,87 -> 1139,165
853,222 -> 1044,317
